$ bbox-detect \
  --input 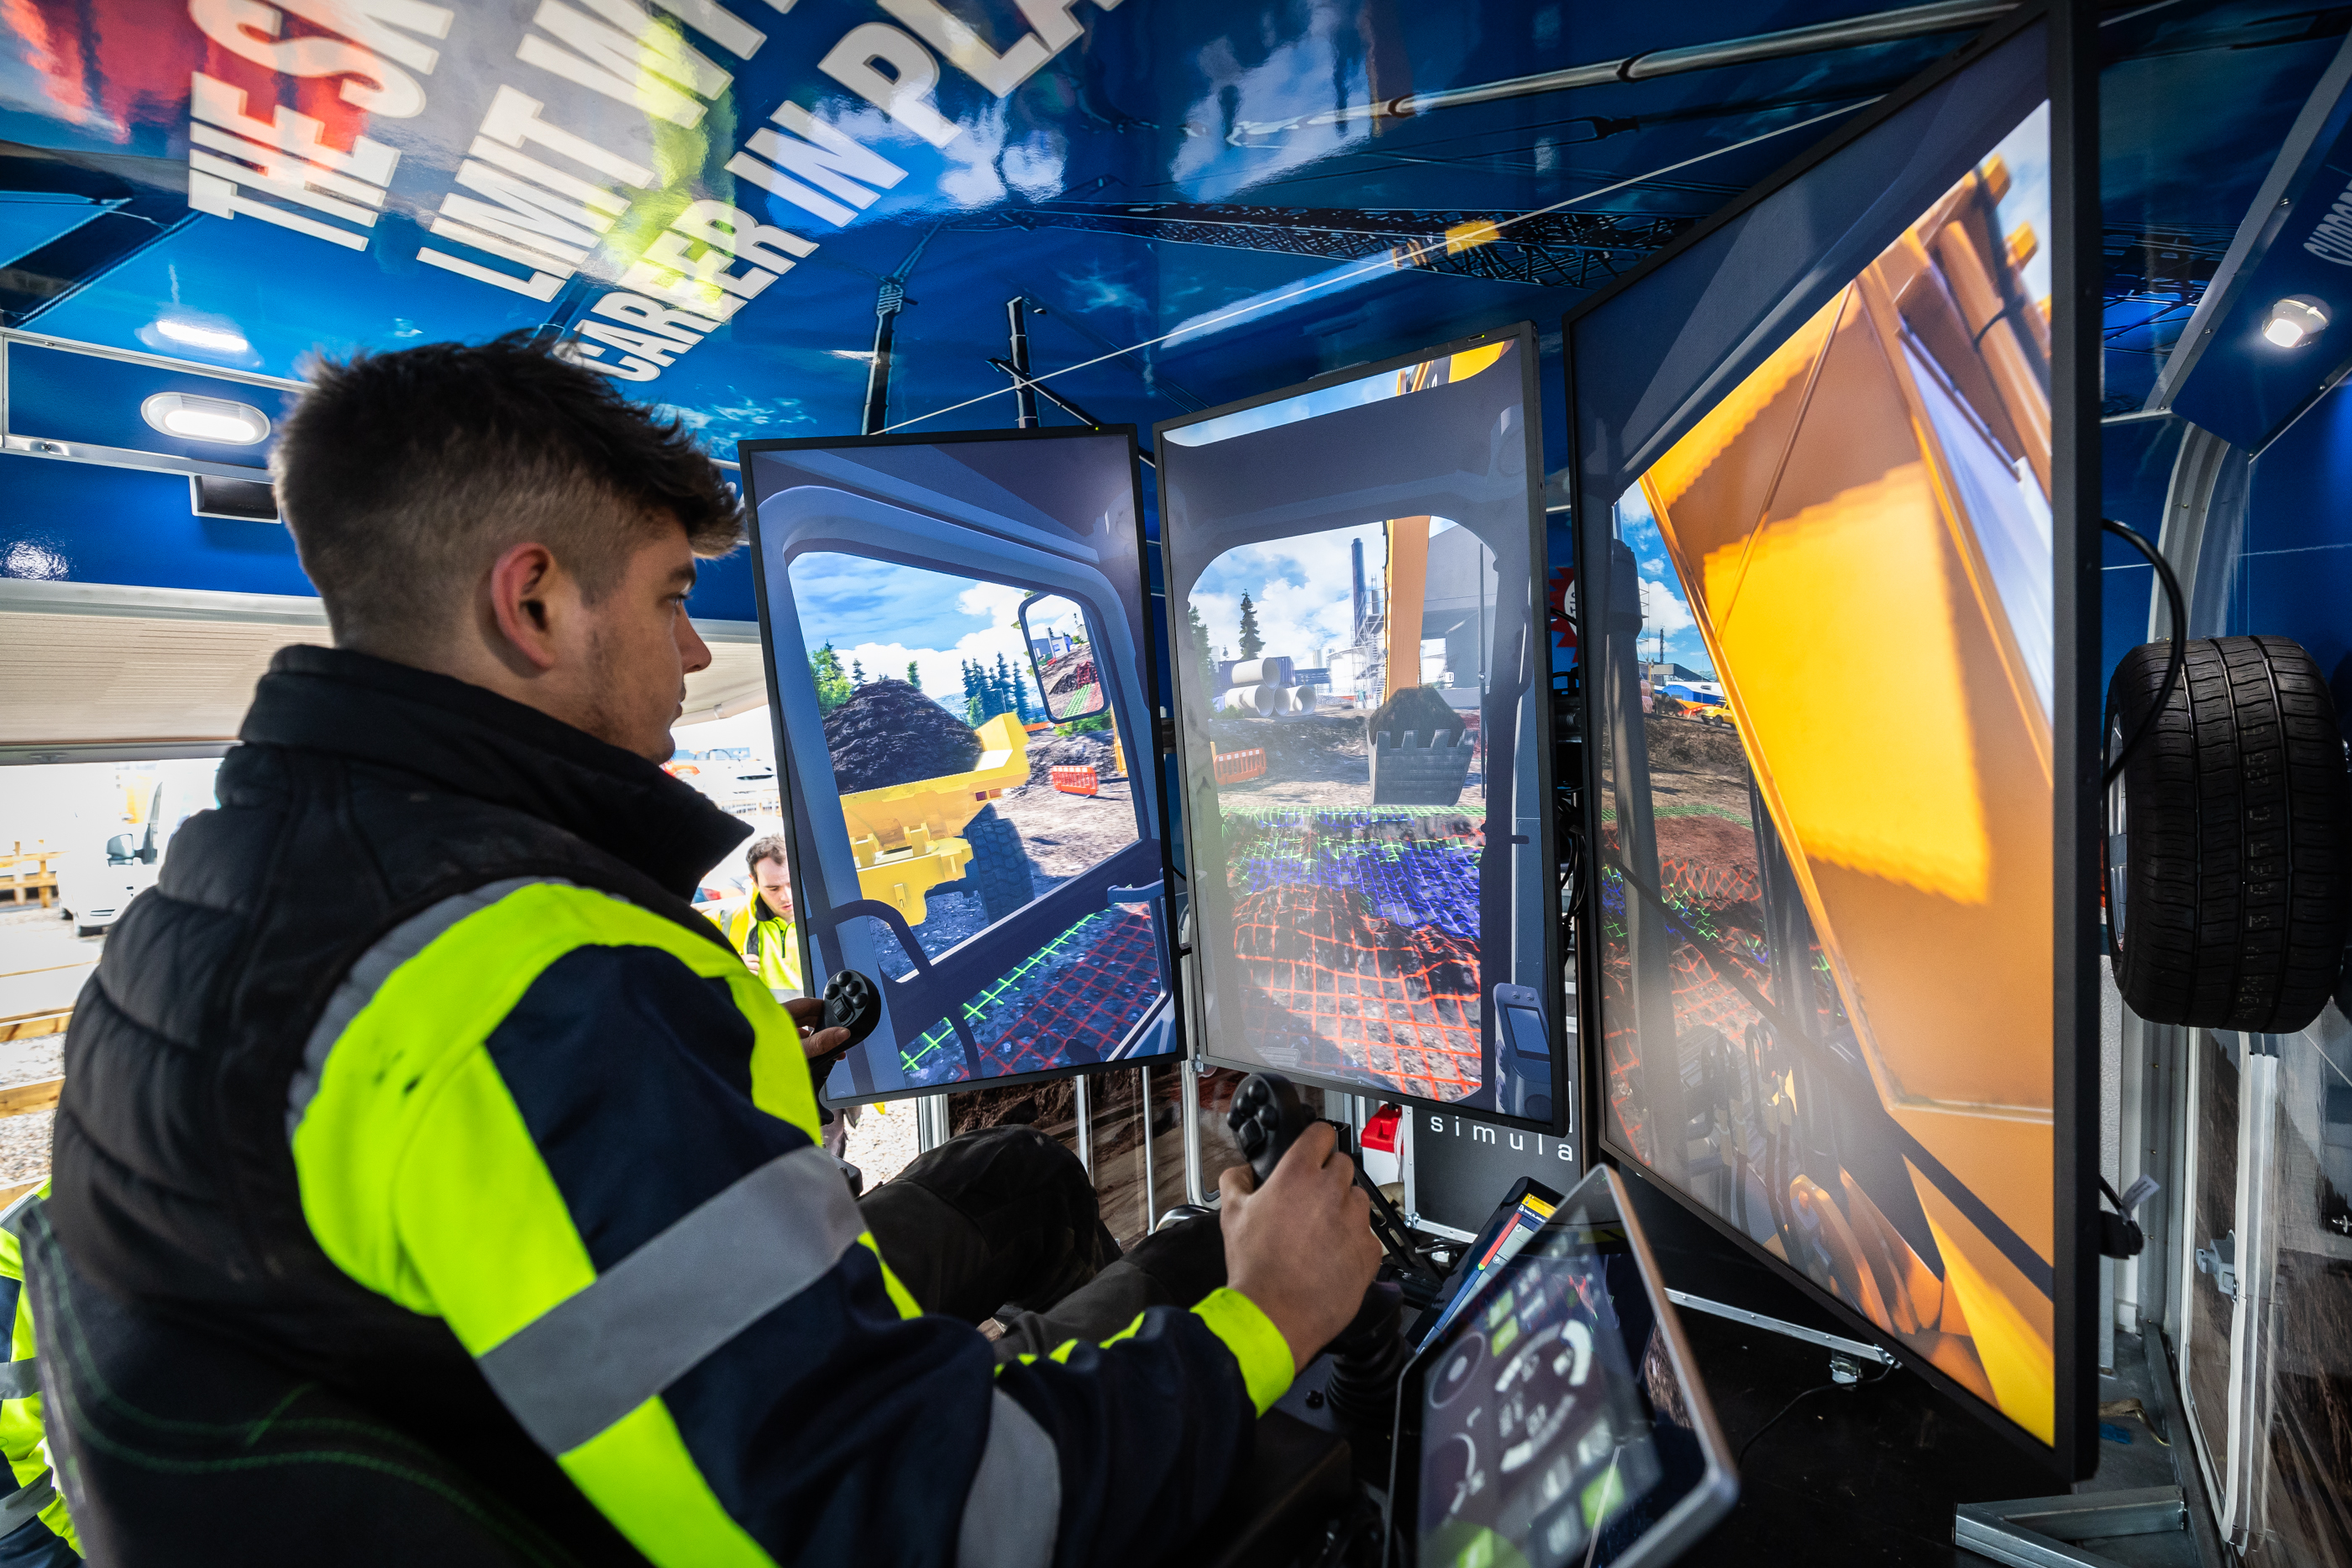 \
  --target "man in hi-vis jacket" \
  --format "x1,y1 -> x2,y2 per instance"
43,336 -> 1379,1566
